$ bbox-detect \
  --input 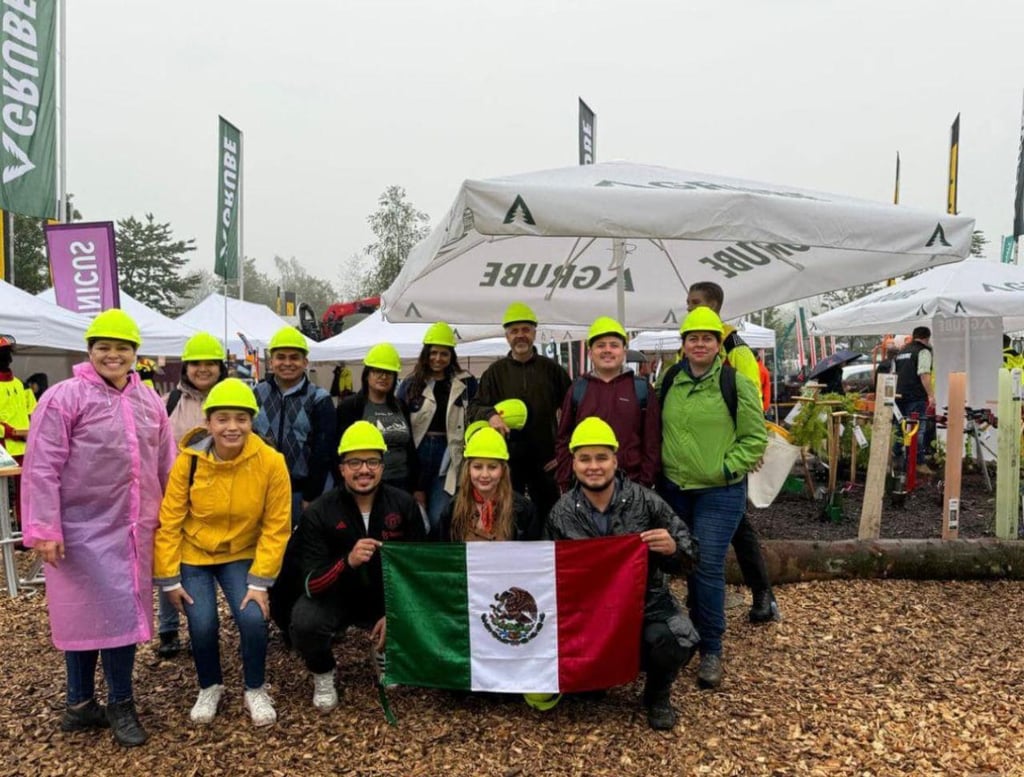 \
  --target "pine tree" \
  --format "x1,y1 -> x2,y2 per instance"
116,214 -> 199,315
